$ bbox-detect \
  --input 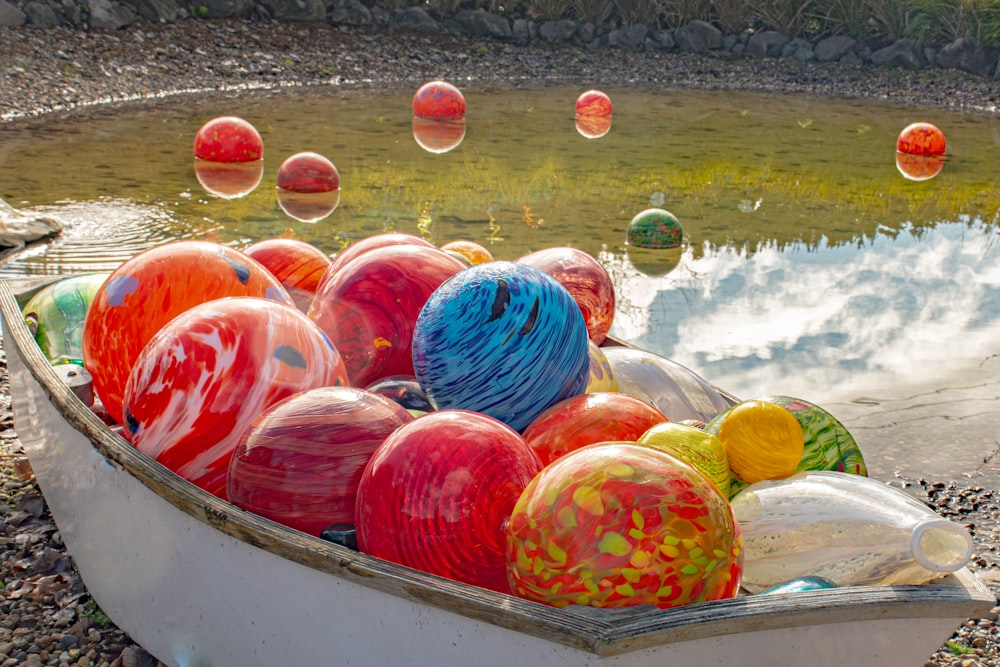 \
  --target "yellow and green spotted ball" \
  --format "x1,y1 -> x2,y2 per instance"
506,442 -> 742,609
626,208 -> 683,249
